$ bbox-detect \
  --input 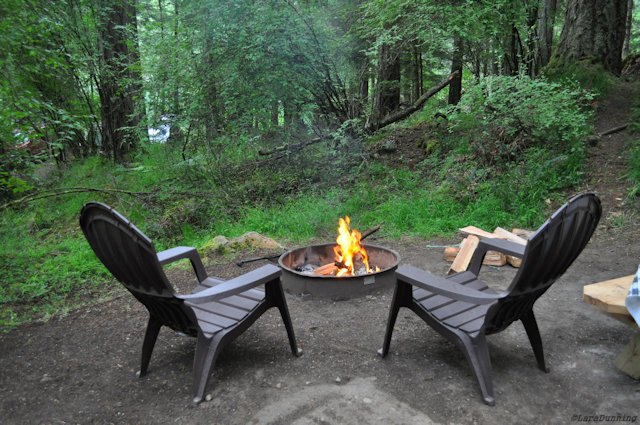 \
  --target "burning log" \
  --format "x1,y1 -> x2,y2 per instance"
311,218 -> 383,276
313,263 -> 338,276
